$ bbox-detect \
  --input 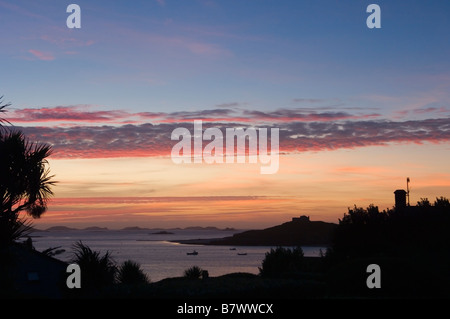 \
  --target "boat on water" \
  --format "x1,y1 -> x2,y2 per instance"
229,248 -> 236,250
187,250 -> 198,255
237,252 -> 247,256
